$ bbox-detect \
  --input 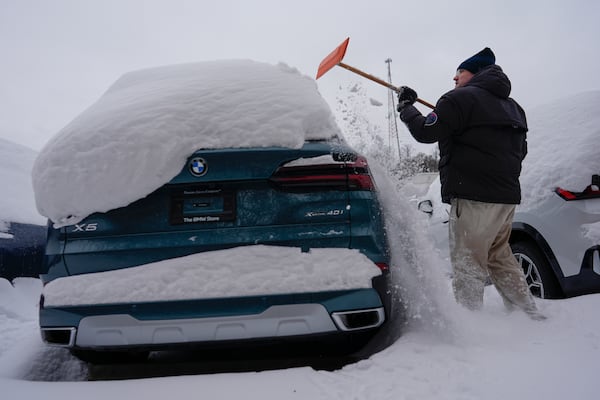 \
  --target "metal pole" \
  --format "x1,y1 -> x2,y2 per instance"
385,59 -> 402,161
